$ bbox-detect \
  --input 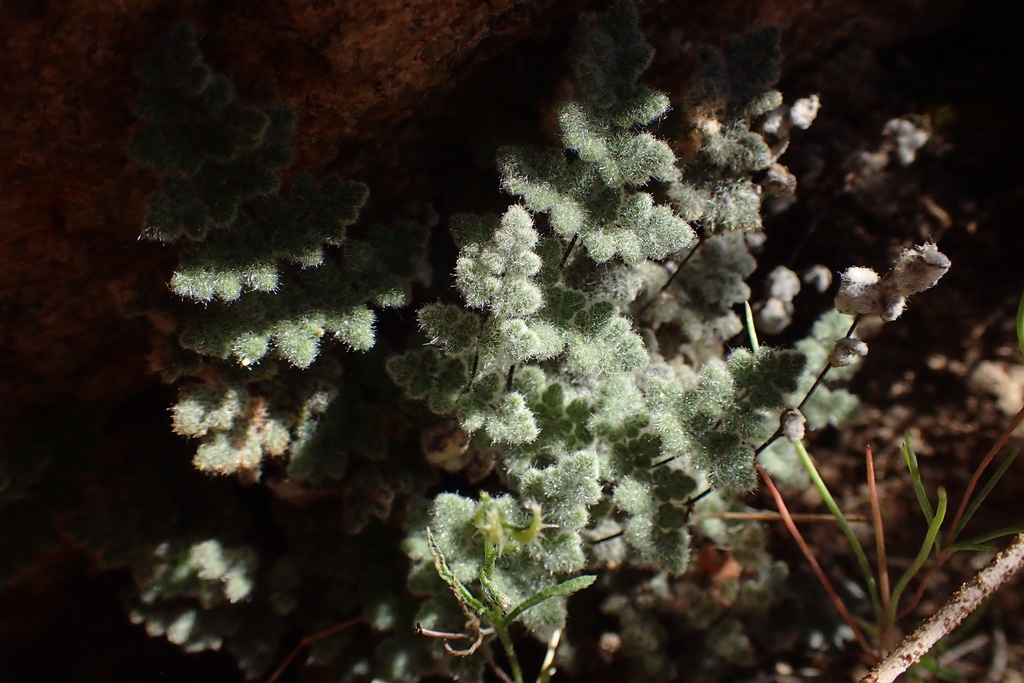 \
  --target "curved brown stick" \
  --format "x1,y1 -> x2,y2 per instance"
861,532 -> 1024,683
